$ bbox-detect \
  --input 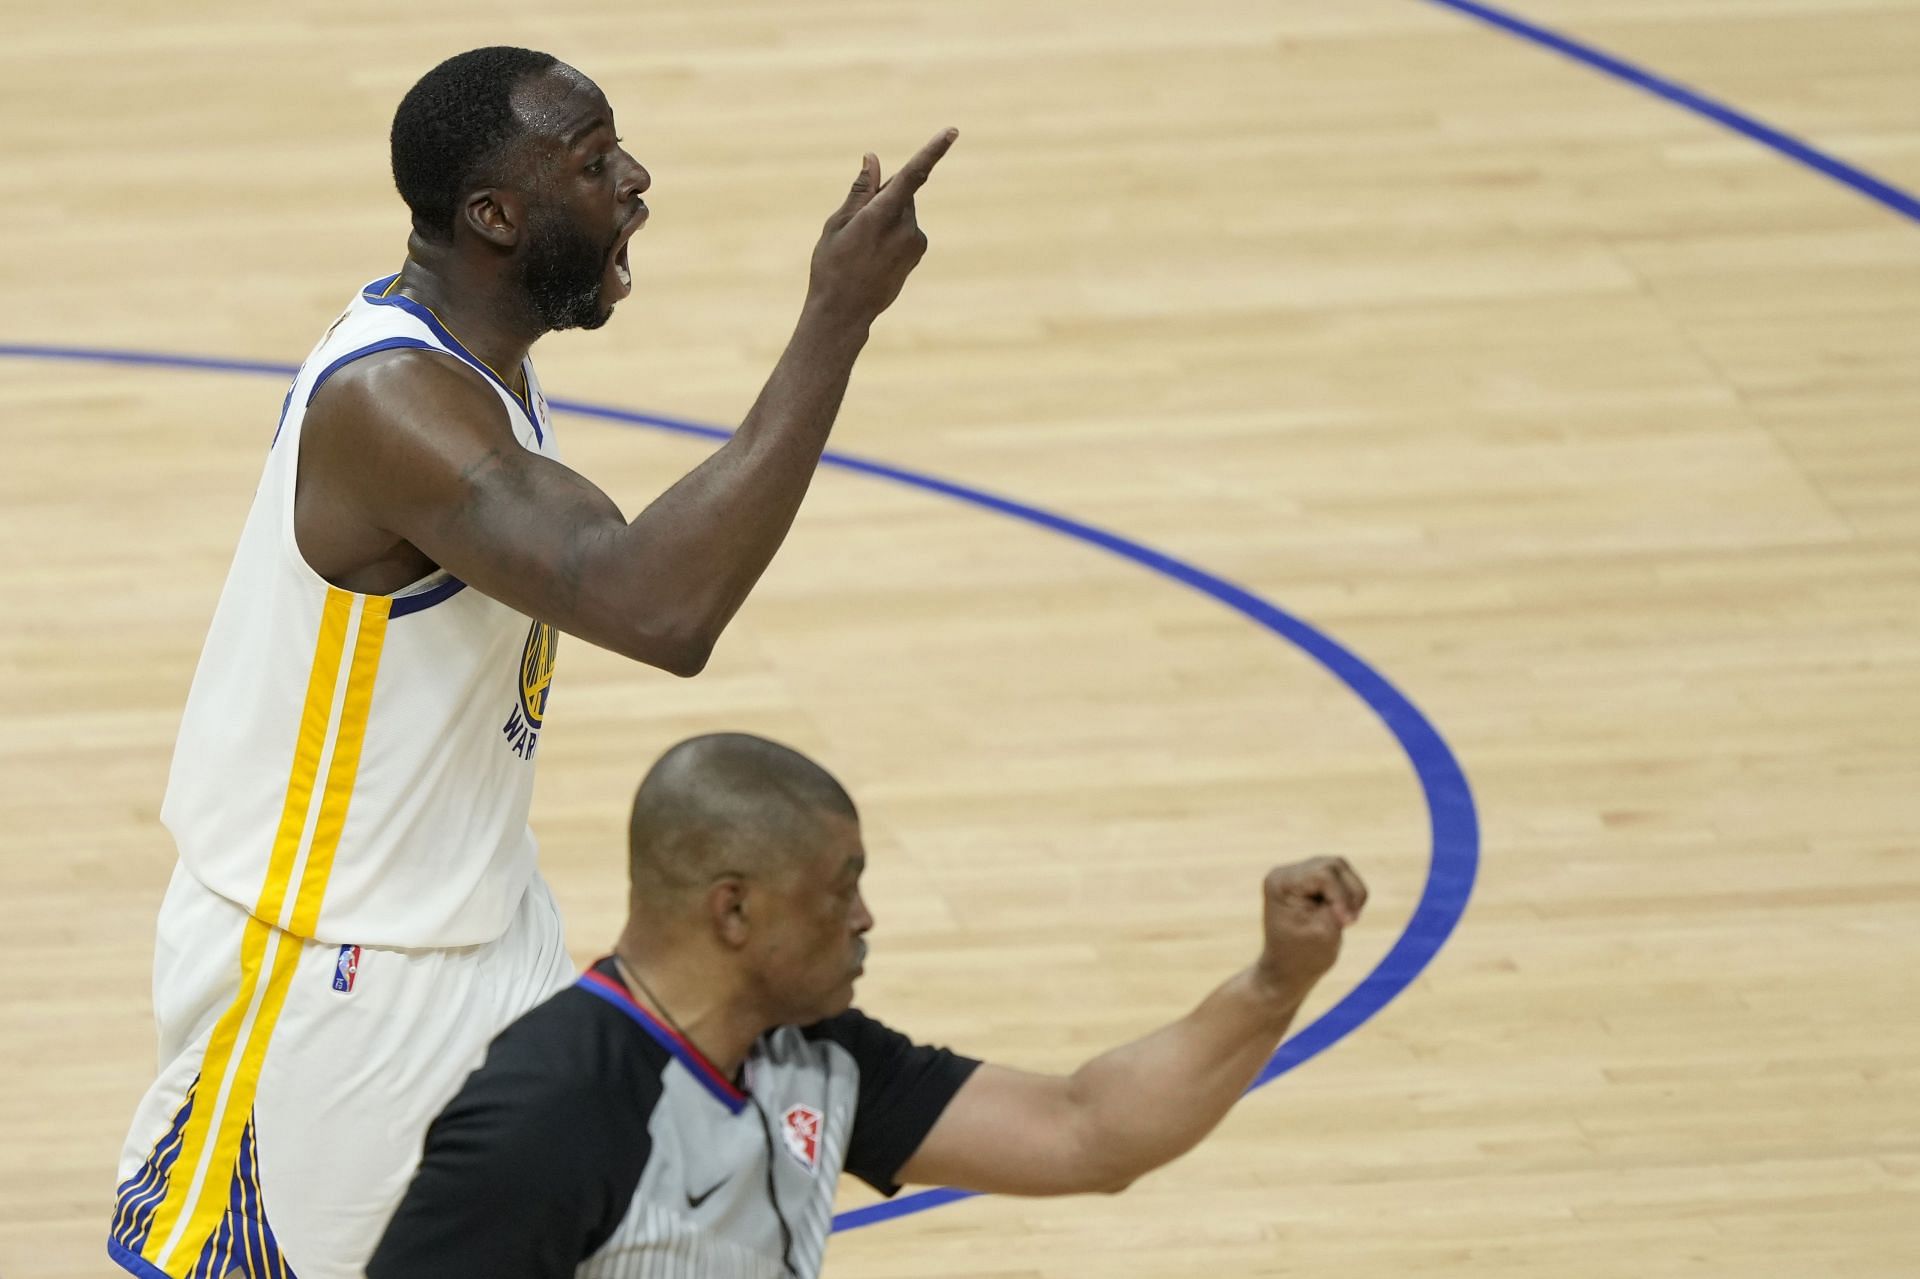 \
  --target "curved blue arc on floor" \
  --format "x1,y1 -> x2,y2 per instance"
12,0 -> 1918,1241
547,395 -> 1482,1232
0,341 -> 1480,1235
1422,0 -> 1920,226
